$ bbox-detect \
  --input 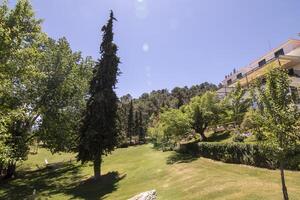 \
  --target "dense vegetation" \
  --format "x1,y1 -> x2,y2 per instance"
0,0 -> 93,179
1,145 -> 300,200
146,67 -> 300,199
1,1 -> 300,200
118,83 -> 217,144
77,11 -> 120,179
